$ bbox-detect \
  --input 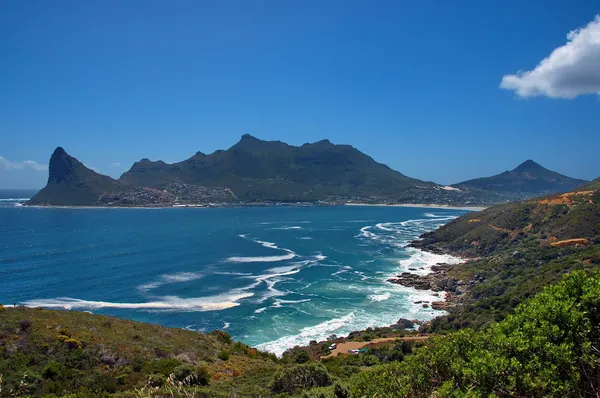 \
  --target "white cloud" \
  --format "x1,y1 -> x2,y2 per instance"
500,15 -> 600,99
0,156 -> 47,172
111,162 -> 121,167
